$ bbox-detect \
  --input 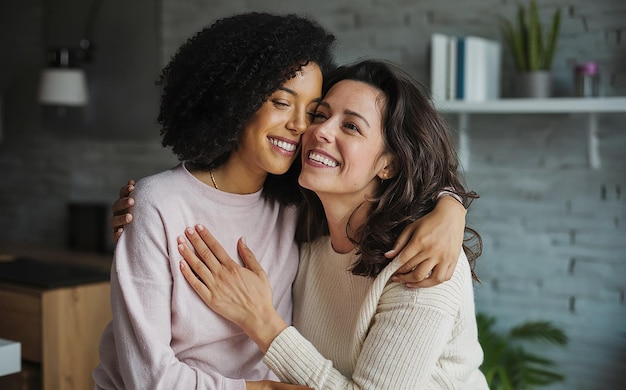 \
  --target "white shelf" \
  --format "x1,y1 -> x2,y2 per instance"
435,97 -> 626,114
435,97 -> 626,169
